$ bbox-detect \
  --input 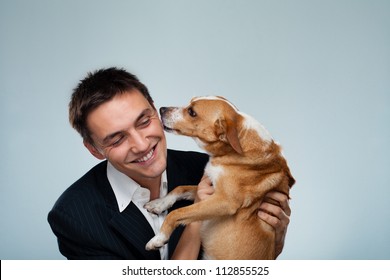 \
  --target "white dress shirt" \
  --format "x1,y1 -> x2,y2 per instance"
106,162 -> 168,259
